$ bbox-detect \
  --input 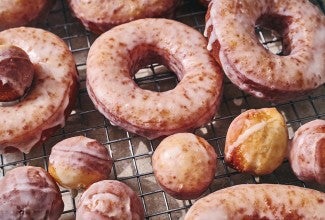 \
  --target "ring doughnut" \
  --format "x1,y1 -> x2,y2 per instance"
205,0 -> 325,101
184,184 -> 325,219
0,0 -> 55,31
67,0 -> 180,34
0,27 -> 78,153
86,18 -> 223,139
